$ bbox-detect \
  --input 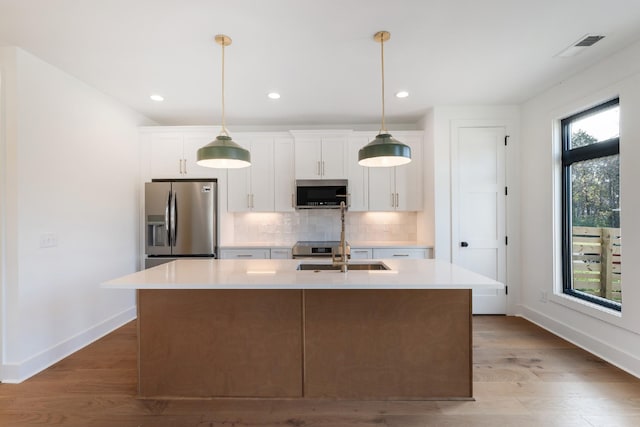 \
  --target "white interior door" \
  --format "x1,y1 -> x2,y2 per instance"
452,126 -> 507,314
